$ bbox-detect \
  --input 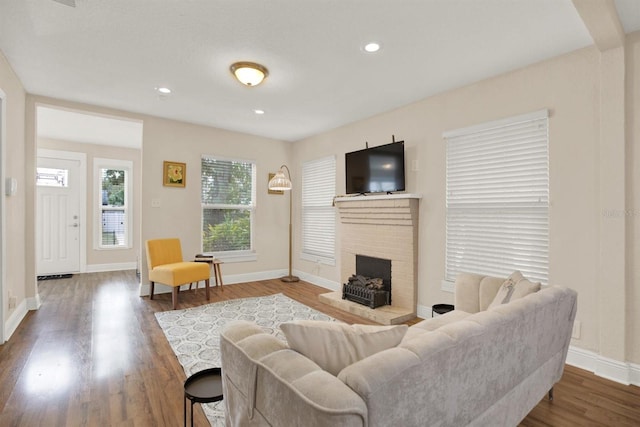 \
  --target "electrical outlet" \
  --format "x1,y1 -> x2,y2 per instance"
8,295 -> 17,310
571,320 -> 581,339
